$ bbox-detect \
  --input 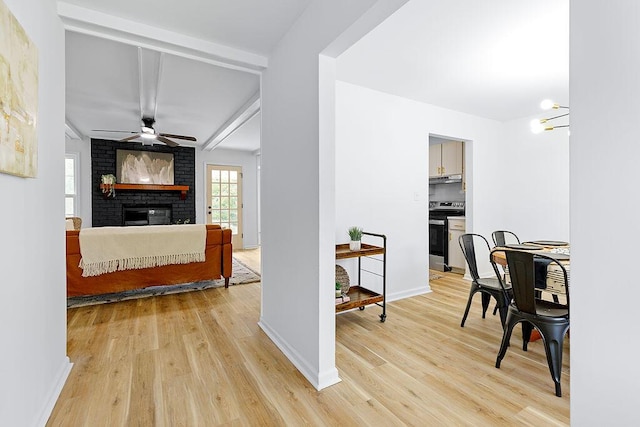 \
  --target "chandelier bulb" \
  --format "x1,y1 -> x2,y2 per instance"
540,99 -> 557,110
